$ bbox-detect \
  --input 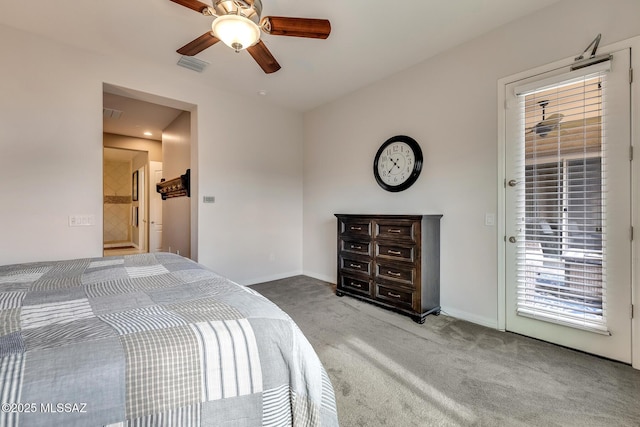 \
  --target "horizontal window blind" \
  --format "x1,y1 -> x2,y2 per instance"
515,71 -> 608,334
